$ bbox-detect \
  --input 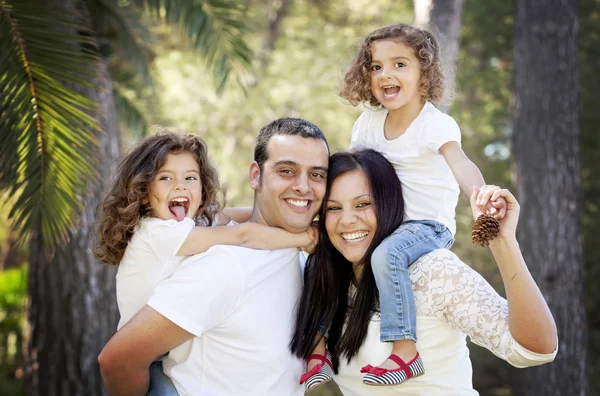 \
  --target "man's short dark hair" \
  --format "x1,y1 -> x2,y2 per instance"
254,118 -> 329,173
